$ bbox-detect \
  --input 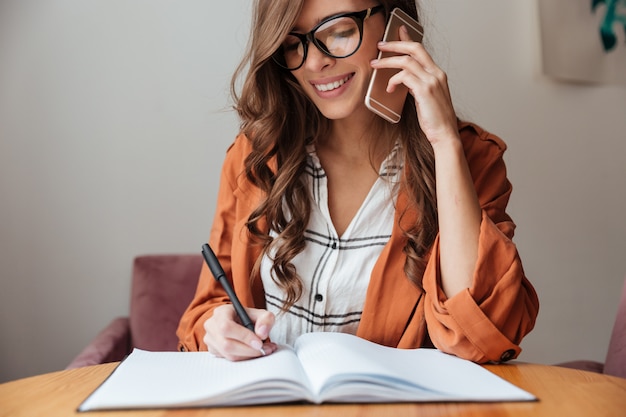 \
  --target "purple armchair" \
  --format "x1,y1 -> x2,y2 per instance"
66,254 -> 202,369
556,274 -> 626,379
